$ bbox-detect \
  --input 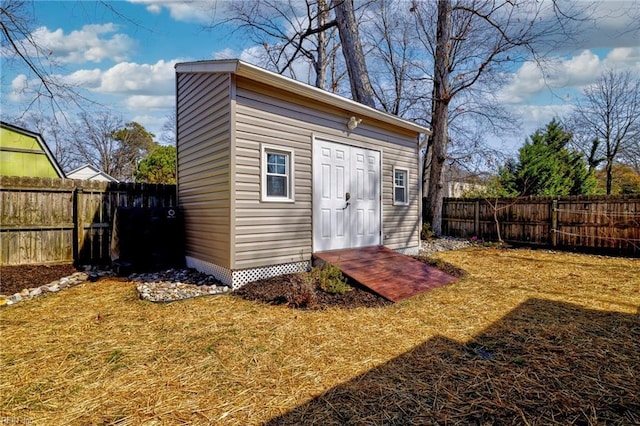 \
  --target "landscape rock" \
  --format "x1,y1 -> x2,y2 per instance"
1,263 -> 231,307
420,237 -> 474,256
134,268 -> 231,303
73,272 -> 89,281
